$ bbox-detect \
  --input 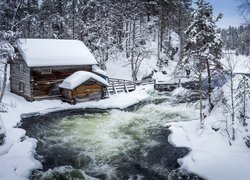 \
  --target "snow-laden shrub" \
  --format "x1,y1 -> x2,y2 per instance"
208,74 -> 250,144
